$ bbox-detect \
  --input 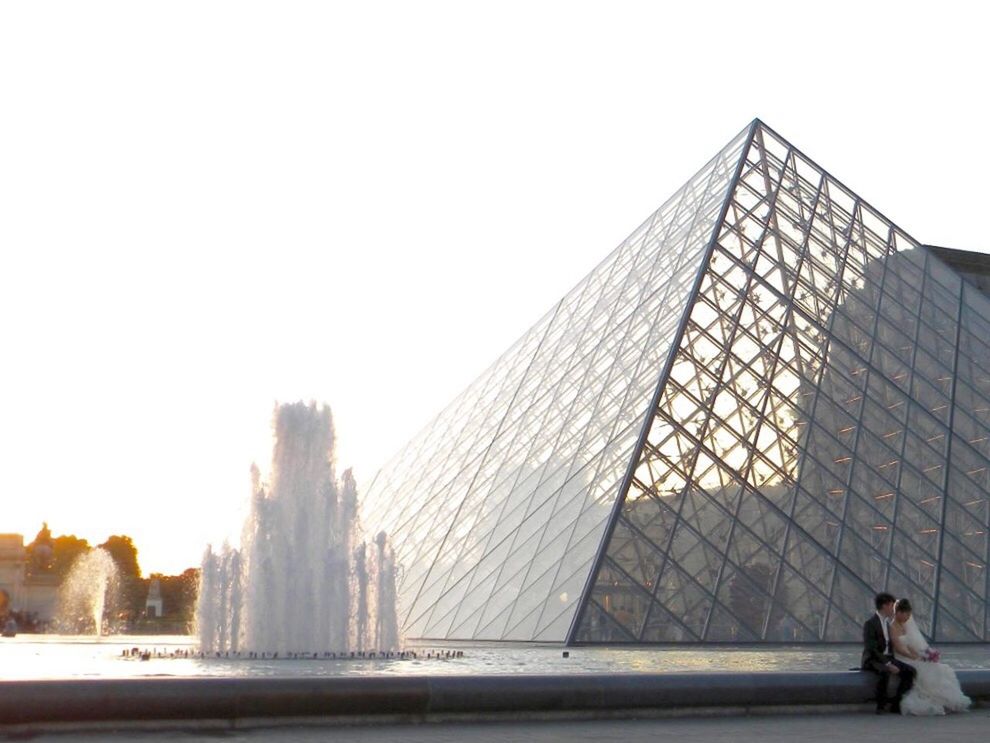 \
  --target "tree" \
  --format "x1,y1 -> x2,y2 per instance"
25,524 -> 93,579
98,535 -> 141,580
98,535 -> 143,619
150,568 -> 200,622
51,535 -> 92,578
